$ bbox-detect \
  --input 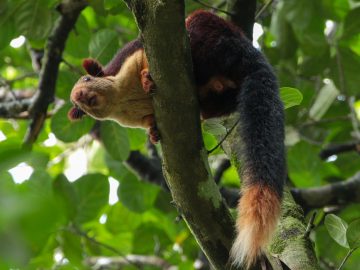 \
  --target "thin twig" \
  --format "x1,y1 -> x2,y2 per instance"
255,0 -> 274,20
62,58 -> 84,76
299,115 -> 351,128
66,225 -> 136,266
304,211 -> 317,238
208,118 -> 240,153
193,0 -> 234,16
337,248 -> 356,270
